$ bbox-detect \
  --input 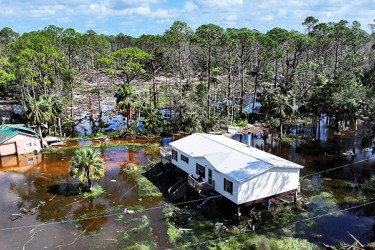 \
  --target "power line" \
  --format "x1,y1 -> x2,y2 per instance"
1,155 -> 374,232
0,193 -> 229,232
174,198 -> 375,249
301,155 -> 375,178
